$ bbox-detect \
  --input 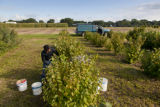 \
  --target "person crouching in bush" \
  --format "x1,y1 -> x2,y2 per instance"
41,45 -> 59,80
